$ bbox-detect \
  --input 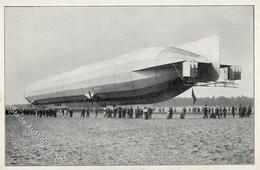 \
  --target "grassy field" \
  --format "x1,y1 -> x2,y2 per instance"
5,113 -> 254,165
